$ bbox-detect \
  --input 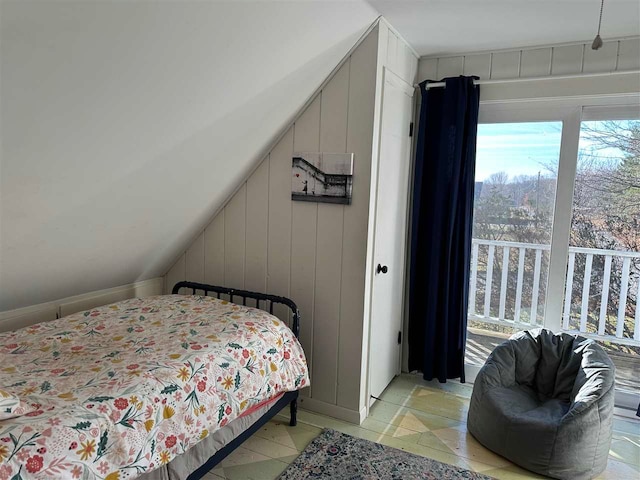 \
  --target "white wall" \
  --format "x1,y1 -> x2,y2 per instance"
166,20 -> 417,422
418,37 -> 640,101
0,0 -> 379,311
0,277 -> 164,333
